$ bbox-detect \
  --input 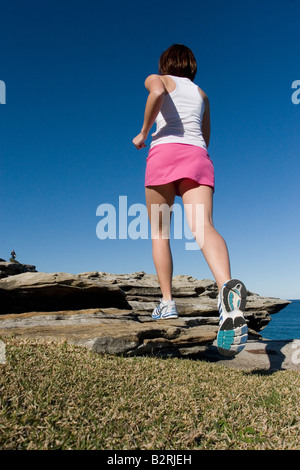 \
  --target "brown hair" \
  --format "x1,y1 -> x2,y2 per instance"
158,44 -> 197,81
